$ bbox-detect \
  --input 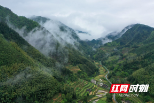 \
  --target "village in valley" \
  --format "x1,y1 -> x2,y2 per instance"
49,62 -> 112,103
47,61 -> 144,103
88,62 -> 111,103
